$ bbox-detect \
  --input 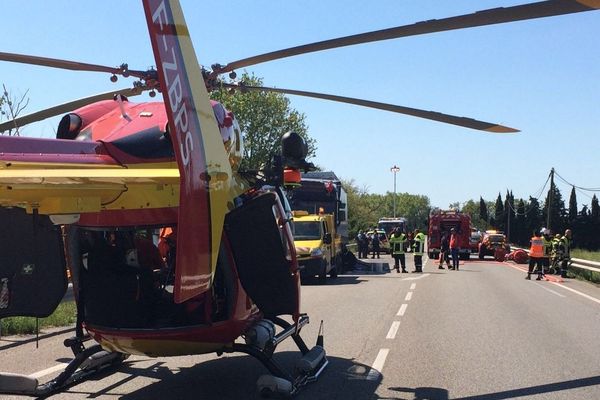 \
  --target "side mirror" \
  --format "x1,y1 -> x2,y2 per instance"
323,233 -> 332,244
